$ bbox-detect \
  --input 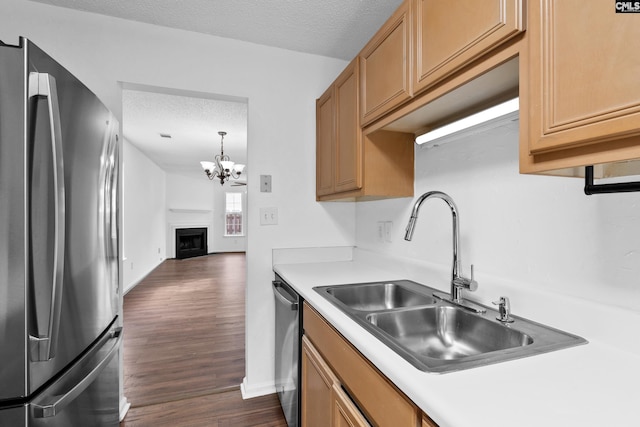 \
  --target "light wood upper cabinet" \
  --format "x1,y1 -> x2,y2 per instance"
360,0 -> 412,126
316,59 -> 414,202
335,58 -> 362,193
522,0 -> 640,173
413,0 -> 524,95
316,86 -> 335,197
316,58 -> 362,198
